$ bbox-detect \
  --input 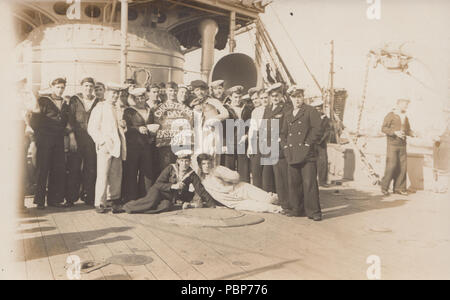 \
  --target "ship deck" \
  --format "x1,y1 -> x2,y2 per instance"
12,182 -> 450,280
